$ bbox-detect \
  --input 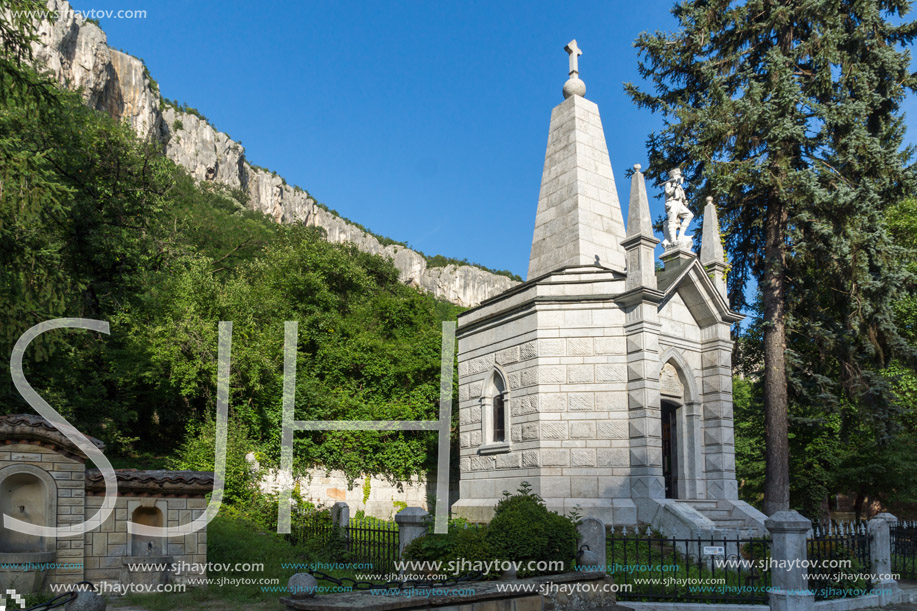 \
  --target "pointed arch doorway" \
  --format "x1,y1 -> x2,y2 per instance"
659,356 -> 705,500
